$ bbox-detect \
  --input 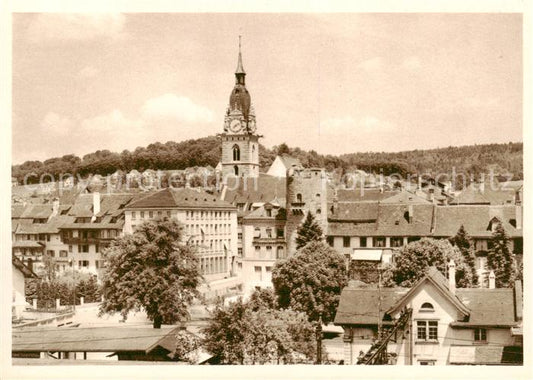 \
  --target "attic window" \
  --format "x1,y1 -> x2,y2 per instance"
185,198 -> 188,201
509,219 -> 517,228
420,302 -> 434,312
